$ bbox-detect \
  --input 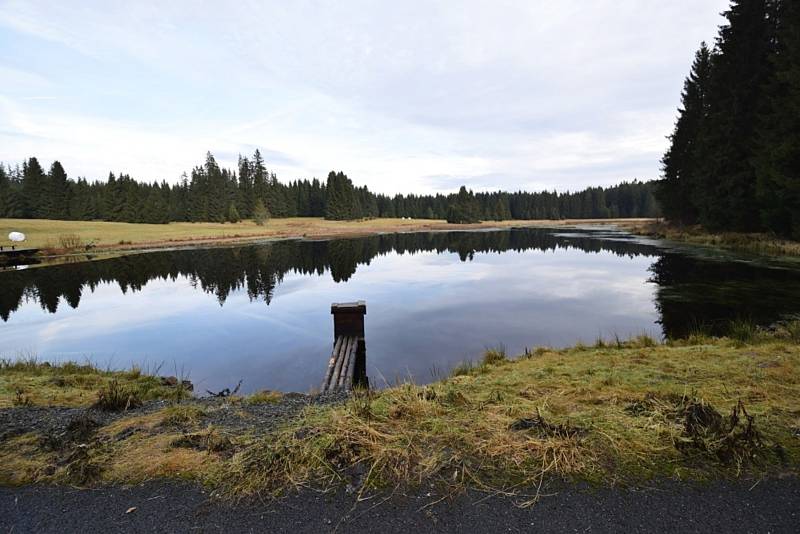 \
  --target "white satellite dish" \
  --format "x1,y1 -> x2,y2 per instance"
8,232 -> 26,242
